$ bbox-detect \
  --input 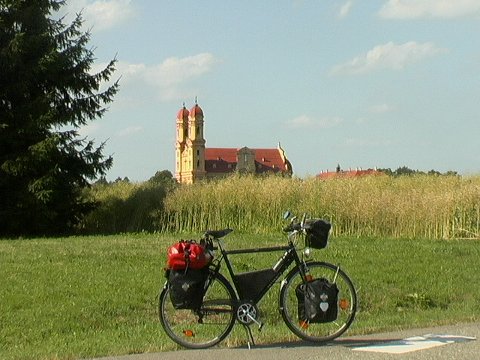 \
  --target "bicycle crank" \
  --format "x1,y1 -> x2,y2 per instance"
236,302 -> 263,329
